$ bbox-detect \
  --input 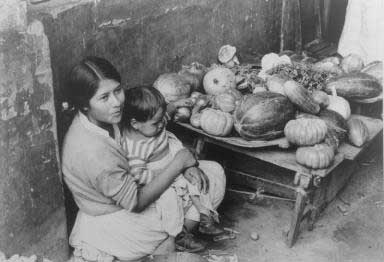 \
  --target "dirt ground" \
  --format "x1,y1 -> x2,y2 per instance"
202,139 -> 383,262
